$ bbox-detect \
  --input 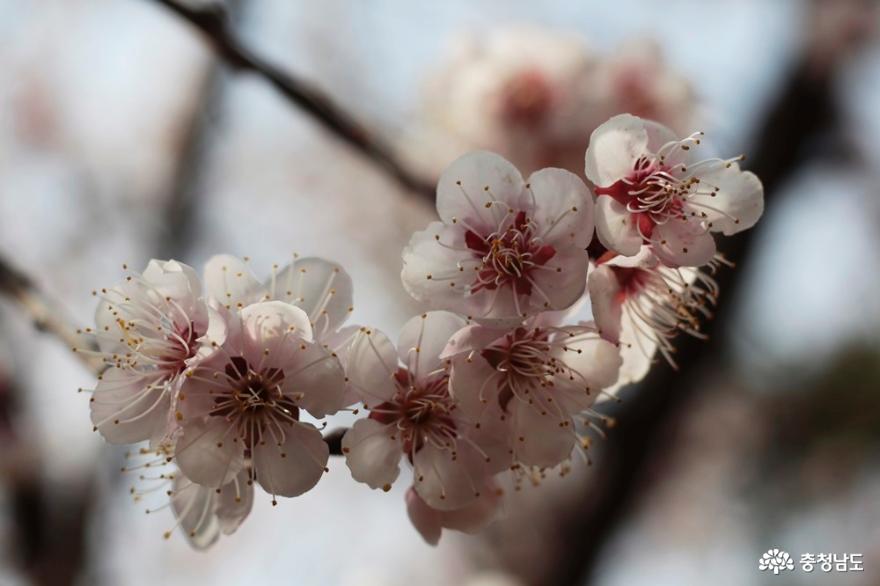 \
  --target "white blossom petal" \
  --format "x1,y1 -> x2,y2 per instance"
346,327 -> 399,404
584,114 -> 651,186
175,417 -> 243,488
413,442 -> 486,511
203,255 -> 263,310
90,368 -> 170,445
587,264 -> 623,343
527,246 -> 589,312
253,421 -> 329,498
405,488 -> 443,546
401,222 -> 478,310
510,401 -> 574,468
341,418 -> 401,490
526,167 -> 594,249
594,195 -> 642,256
436,151 -> 526,230
688,163 -> 764,236
397,311 -> 466,383
268,257 -> 353,339
651,219 -> 716,267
